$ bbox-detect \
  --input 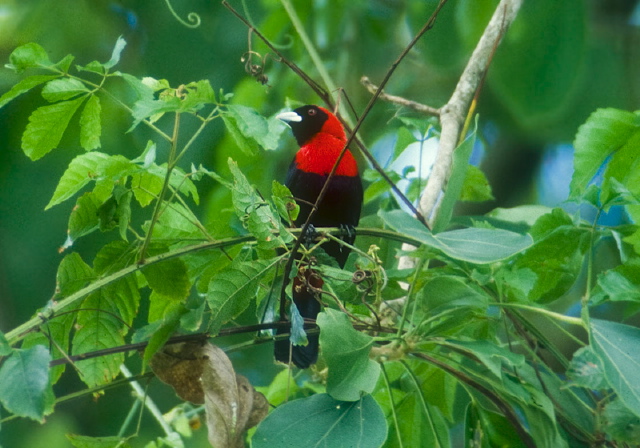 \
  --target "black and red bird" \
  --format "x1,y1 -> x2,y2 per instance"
274,105 -> 363,368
